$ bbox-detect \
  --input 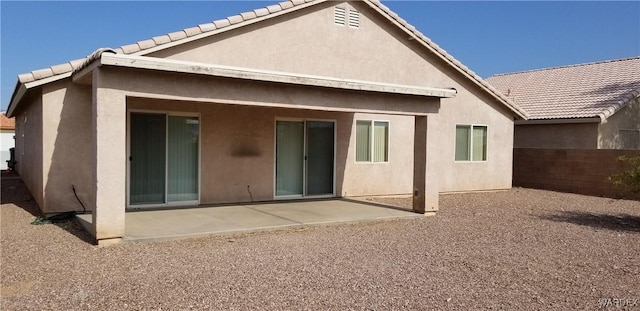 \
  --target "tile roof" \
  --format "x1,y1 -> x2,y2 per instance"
16,0 -> 316,84
486,57 -> 640,121
1,113 -> 15,131
11,0 -> 526,119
